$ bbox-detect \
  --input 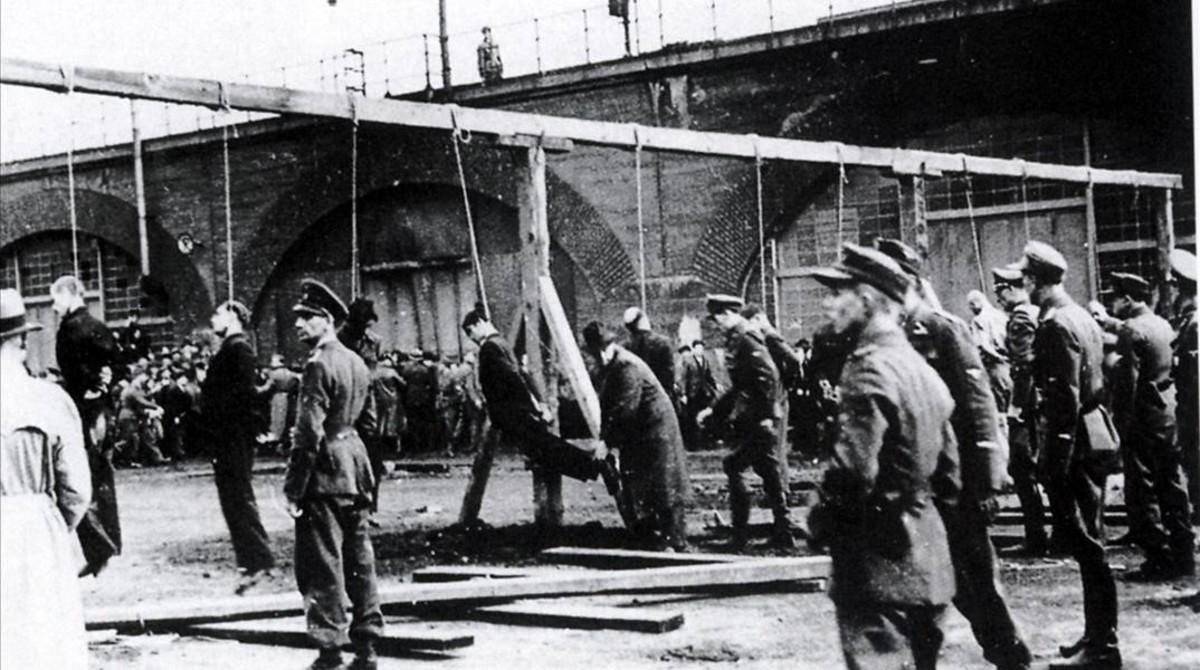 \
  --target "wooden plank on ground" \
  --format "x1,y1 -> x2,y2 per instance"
410,566 -> 545,583
540,547 -> 748,569
87,556 -> 831,632
186,617 -> 473,653
468,602 -> 684,634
